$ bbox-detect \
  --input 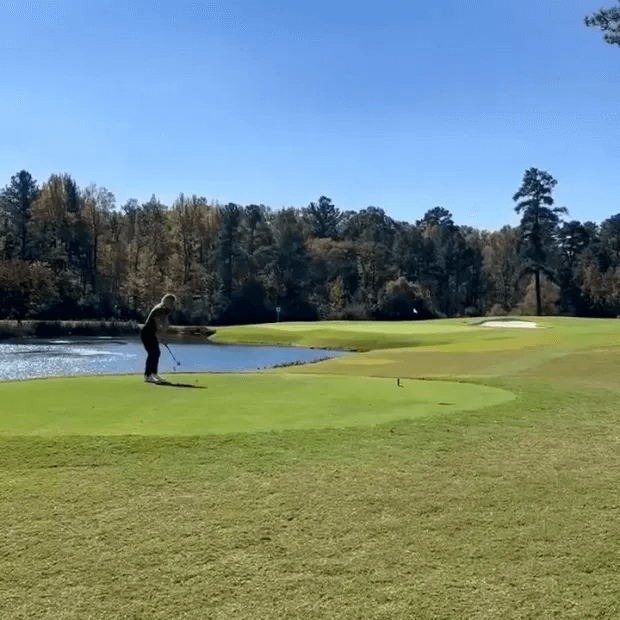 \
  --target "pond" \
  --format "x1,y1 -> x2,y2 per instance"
0,337 -> 346,381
